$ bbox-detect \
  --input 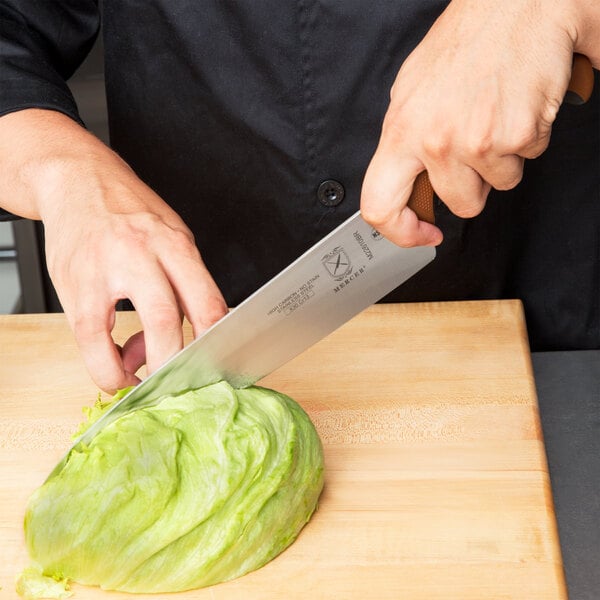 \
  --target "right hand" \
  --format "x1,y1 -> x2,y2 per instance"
0,109 -> 228,393
361,0 -> 599,249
